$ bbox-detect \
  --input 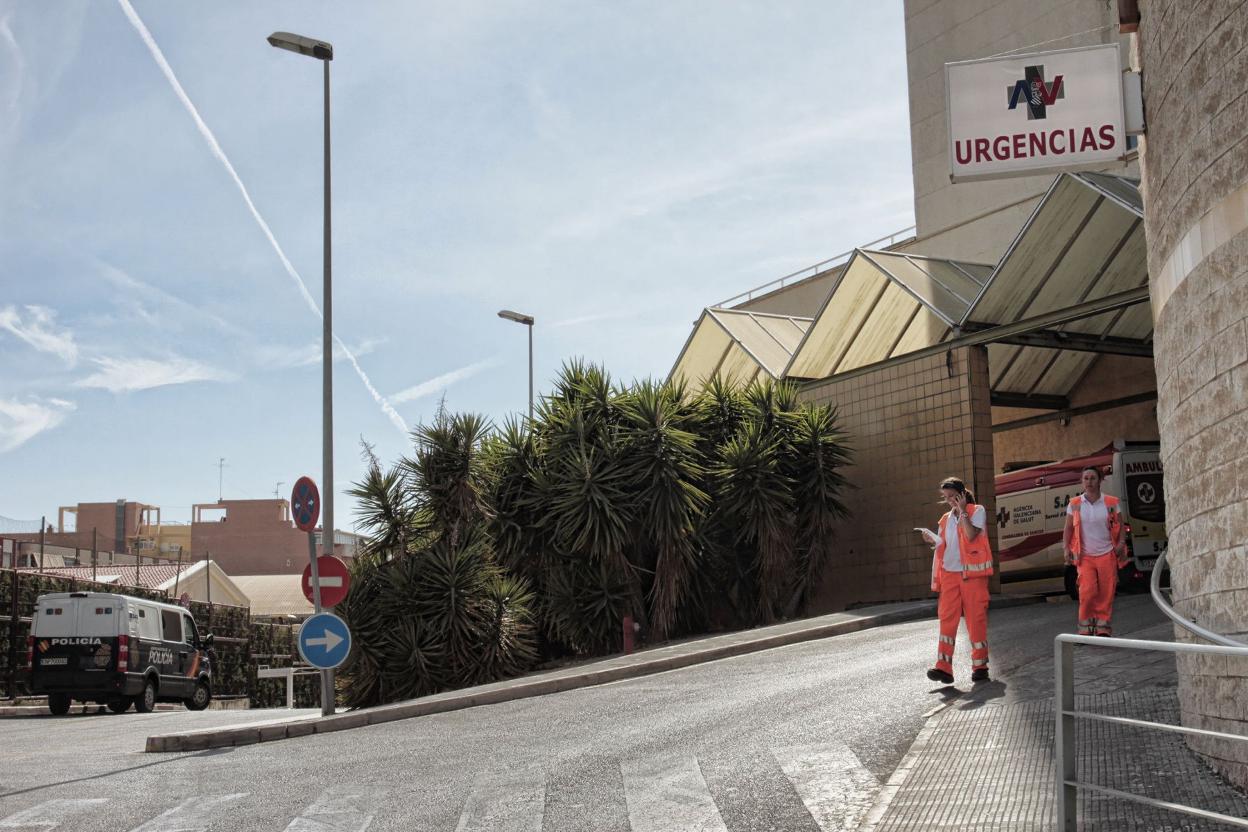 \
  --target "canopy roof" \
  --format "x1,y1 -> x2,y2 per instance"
783,250 -> 992,379
668,172 -> 1149,404
669,308 -> 811,387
